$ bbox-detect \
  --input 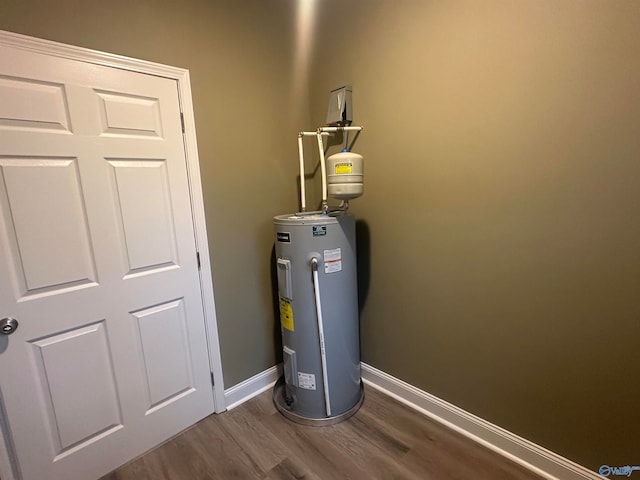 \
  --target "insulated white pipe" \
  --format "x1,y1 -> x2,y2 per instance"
298,132 -> 330,212
300,131 -> 331,137
318,126 -> 364,133
316,132 -> 328,213
297,135 -> 306,211
311,257 -> 331,417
